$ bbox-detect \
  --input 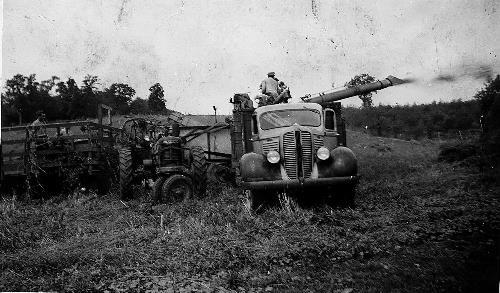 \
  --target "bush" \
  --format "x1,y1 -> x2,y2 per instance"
438,141 -> 479,163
